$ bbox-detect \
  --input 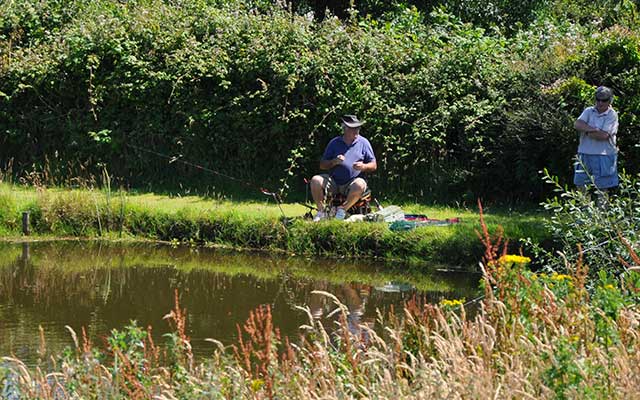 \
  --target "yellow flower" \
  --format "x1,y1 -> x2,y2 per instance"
551,273 -> 572,282
440,298 -> 465,307
498,255 -> 532,265
604,284 -> 615,290
251,379 -> 265,392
